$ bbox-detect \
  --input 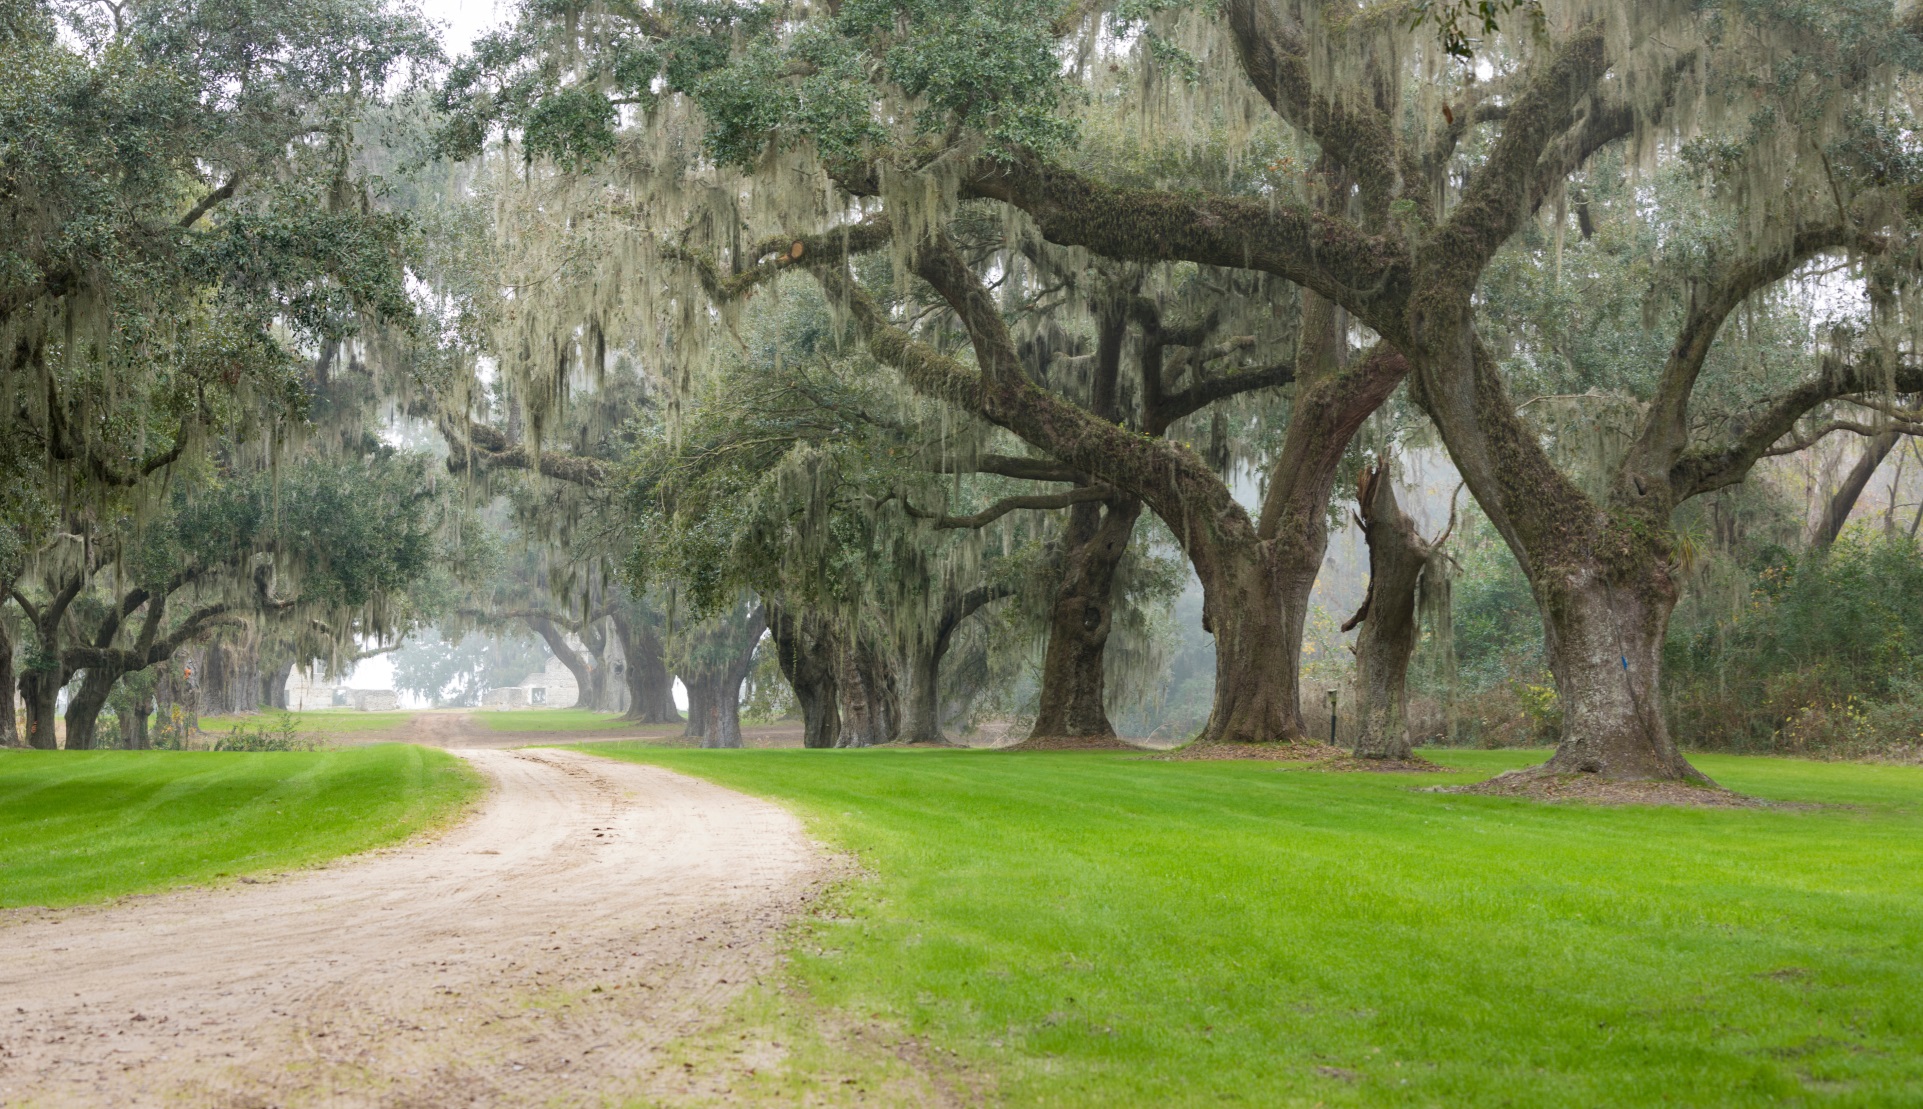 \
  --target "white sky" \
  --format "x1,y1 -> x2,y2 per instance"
423,0 -> 511,57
